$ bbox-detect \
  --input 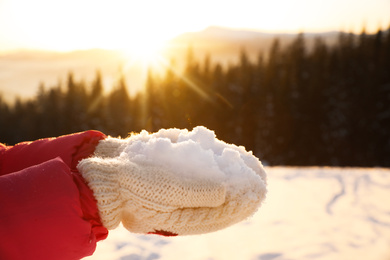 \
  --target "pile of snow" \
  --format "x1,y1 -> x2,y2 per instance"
120,126 -> 267,195
85,167 -> 390,260
121,126 -> 266,201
